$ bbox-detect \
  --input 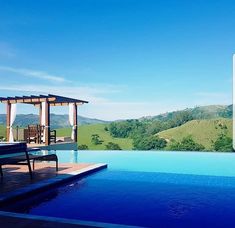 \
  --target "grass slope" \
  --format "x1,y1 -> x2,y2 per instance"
57,124 -> 133,150
0,125 -> 6,138
158,118 -> 232,150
